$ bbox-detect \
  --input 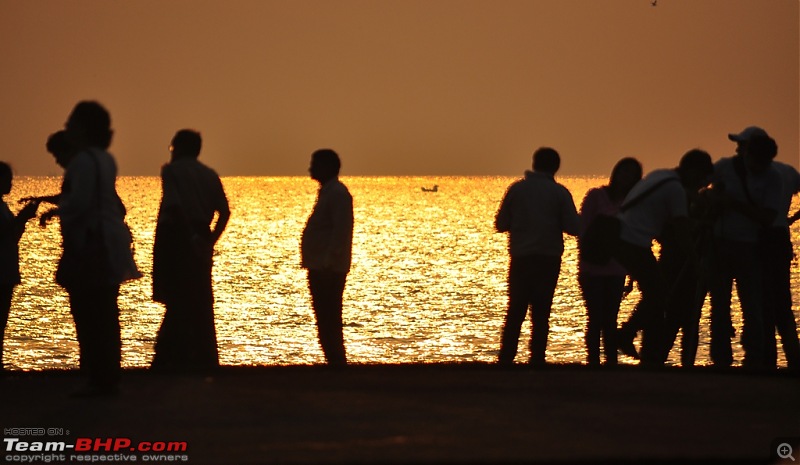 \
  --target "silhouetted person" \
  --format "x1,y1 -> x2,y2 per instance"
758,142 -> 800,369
578,157 -> 642,366
0,162 -> 39,372
612,150 -> 713,366
708,128 -> 781,368
20,131 -> 77,207
301,149 -> 353,367
616,150 -> 715,367
496,147 -> 580,366
39,101 -> 141,396
151,130 -> 230,373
